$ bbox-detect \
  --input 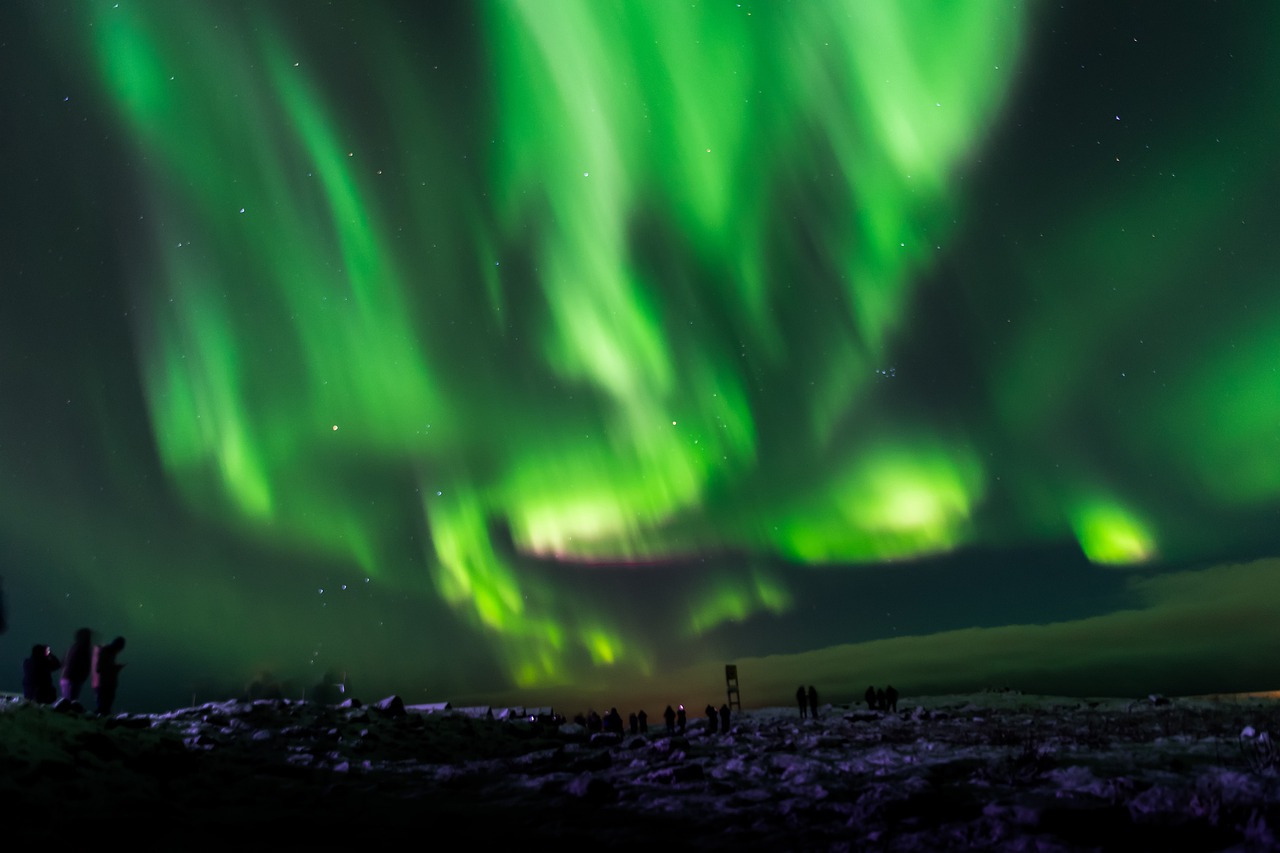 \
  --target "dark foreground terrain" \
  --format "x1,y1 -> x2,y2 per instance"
3,692 -> 1280,850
